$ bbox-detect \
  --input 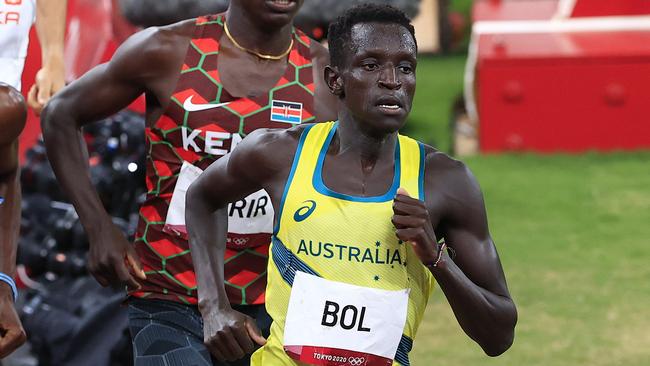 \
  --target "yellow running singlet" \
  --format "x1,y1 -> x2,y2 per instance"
252,122 -> 435,366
